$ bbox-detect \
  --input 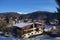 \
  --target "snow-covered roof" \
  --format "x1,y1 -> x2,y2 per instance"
13,22 -> 33,28
44,25 -> 52,29
44,25 -> 52,32
35,22 -> 42,24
